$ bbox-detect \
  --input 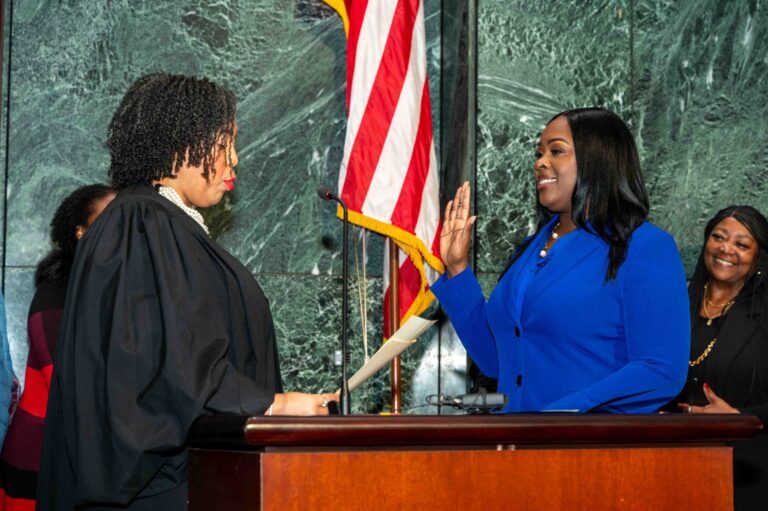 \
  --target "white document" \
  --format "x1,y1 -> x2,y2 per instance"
345,315 -> 436,392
